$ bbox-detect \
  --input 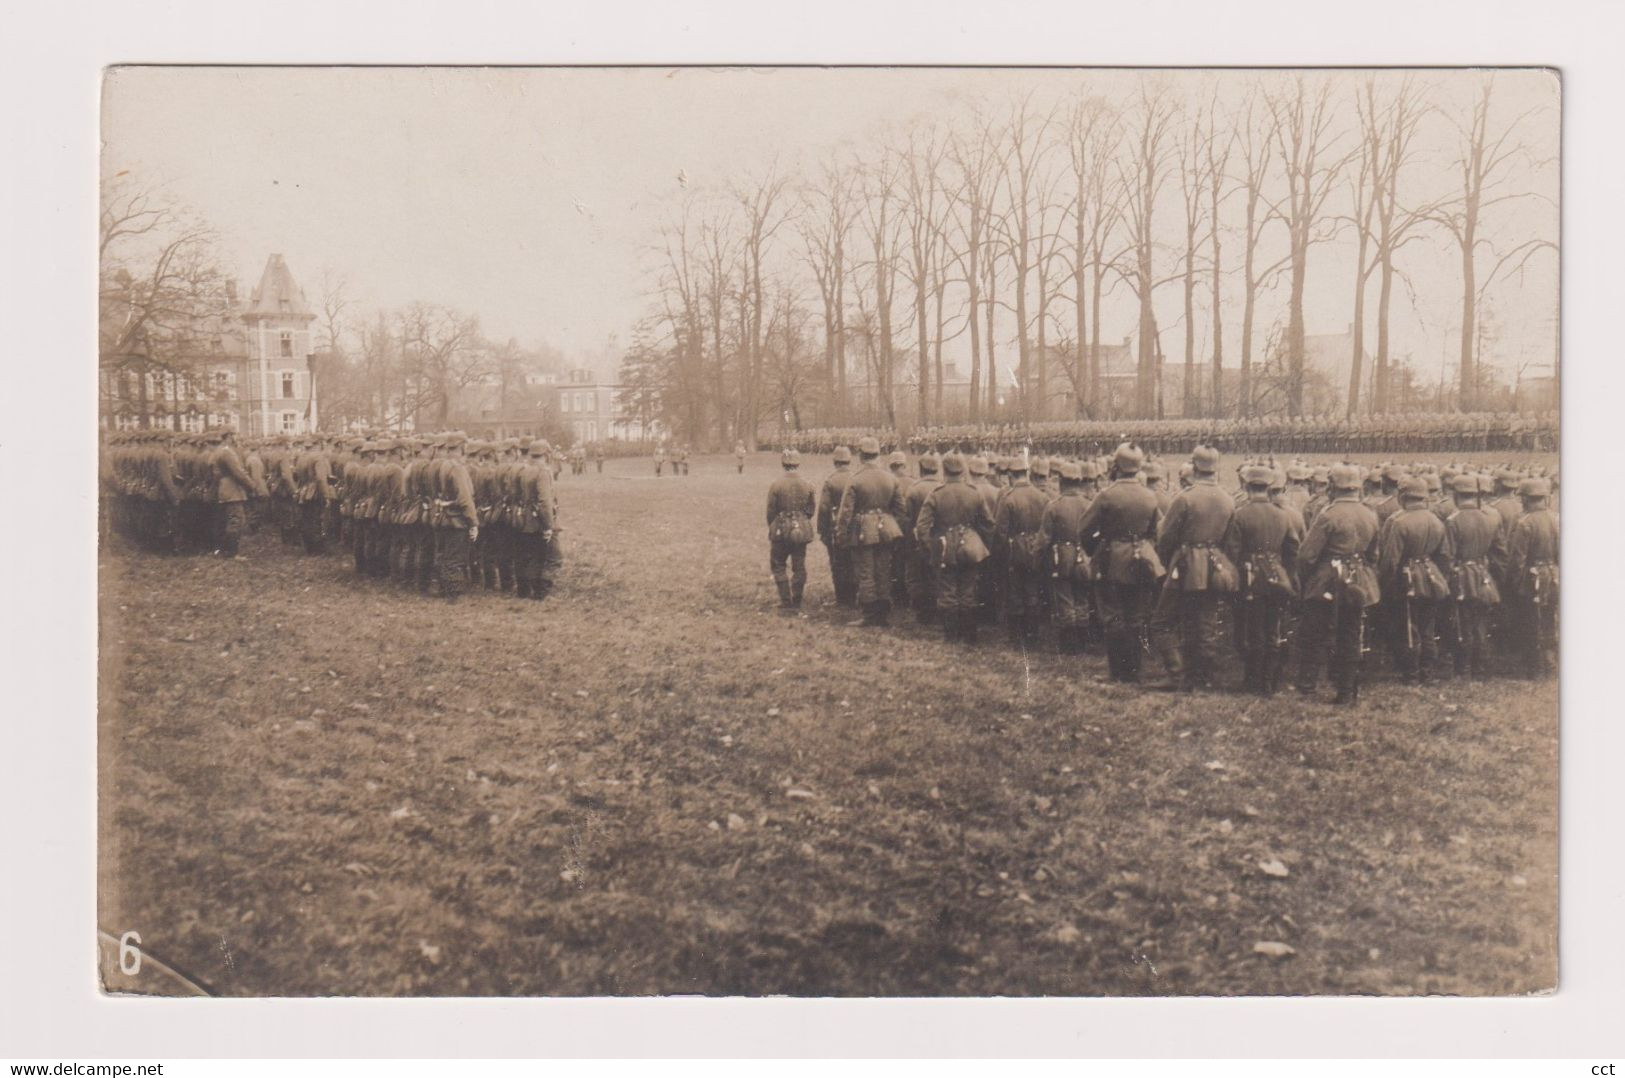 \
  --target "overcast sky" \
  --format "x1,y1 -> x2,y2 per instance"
102,66 -> 1559,383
